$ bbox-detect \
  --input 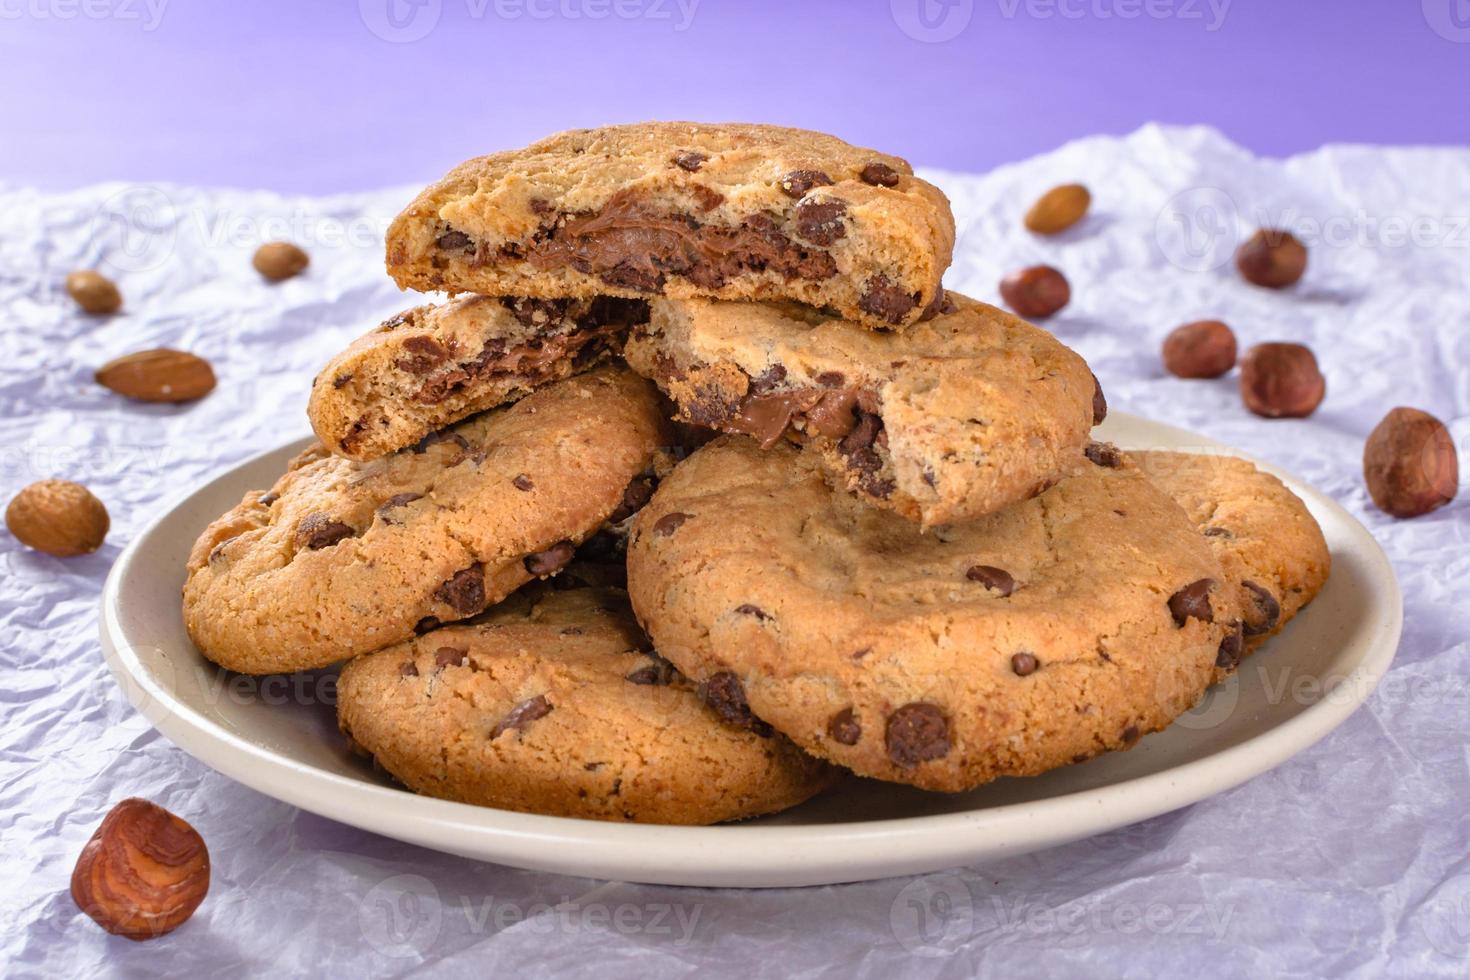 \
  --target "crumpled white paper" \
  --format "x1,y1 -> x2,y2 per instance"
1,125 -> 1467,977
